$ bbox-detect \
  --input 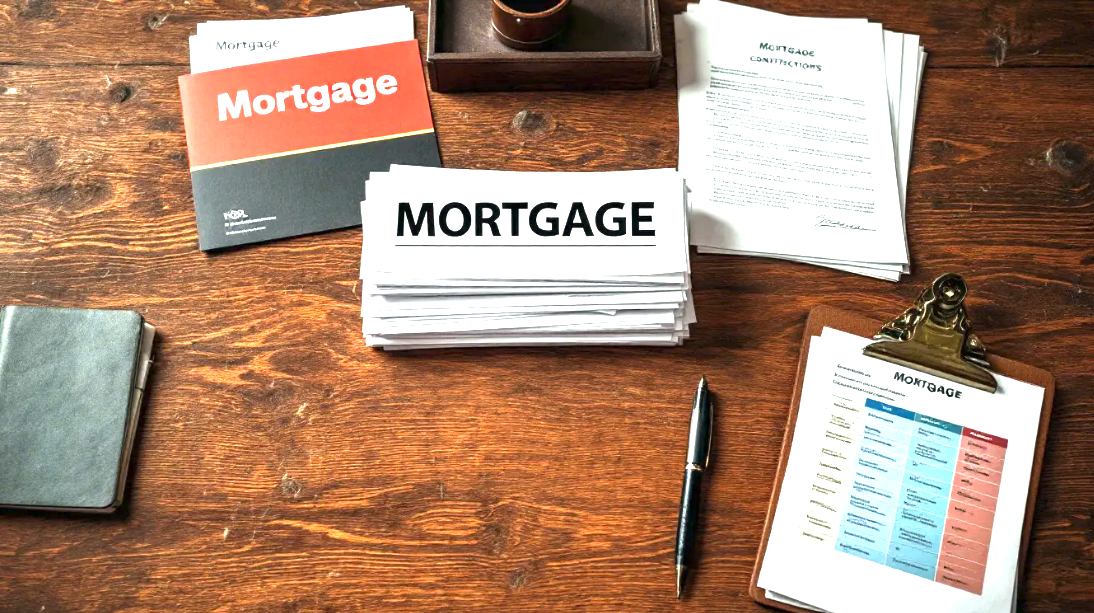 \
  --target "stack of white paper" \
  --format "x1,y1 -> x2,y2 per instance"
359,166 -> 695,349
676,1 -> 926,281
188,5 -> 414,73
